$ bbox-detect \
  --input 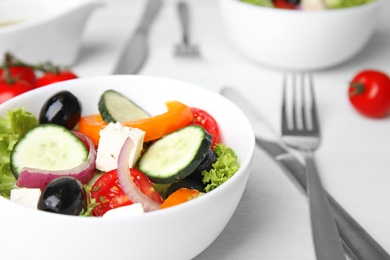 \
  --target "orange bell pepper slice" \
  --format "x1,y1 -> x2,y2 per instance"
160,188 -> 201,209
78,101 -> 193,147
